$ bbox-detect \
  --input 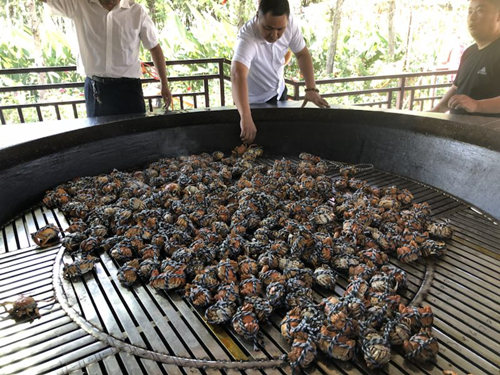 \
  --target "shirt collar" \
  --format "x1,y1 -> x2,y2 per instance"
89,0 -> 132,9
